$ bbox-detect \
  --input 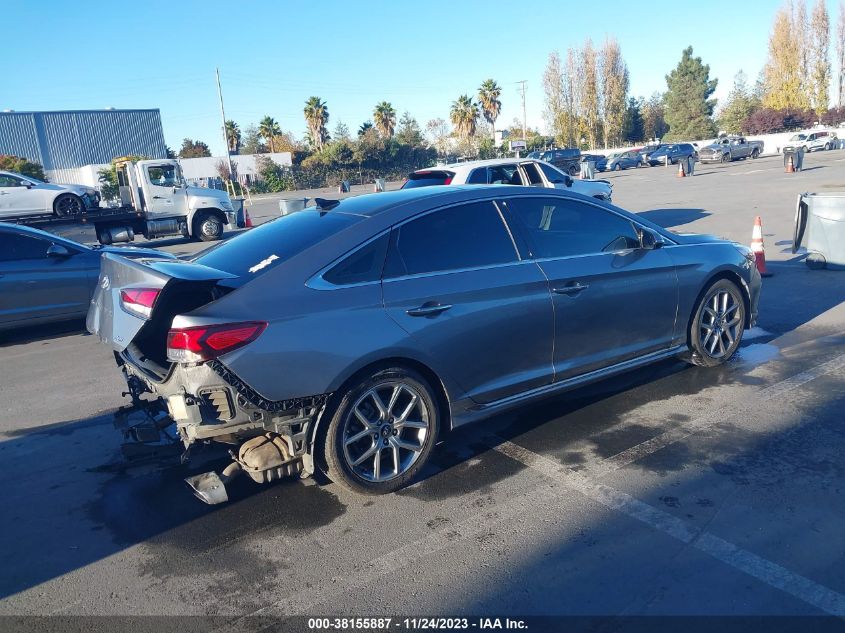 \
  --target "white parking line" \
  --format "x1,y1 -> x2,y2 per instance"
492,440 -> 845,617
